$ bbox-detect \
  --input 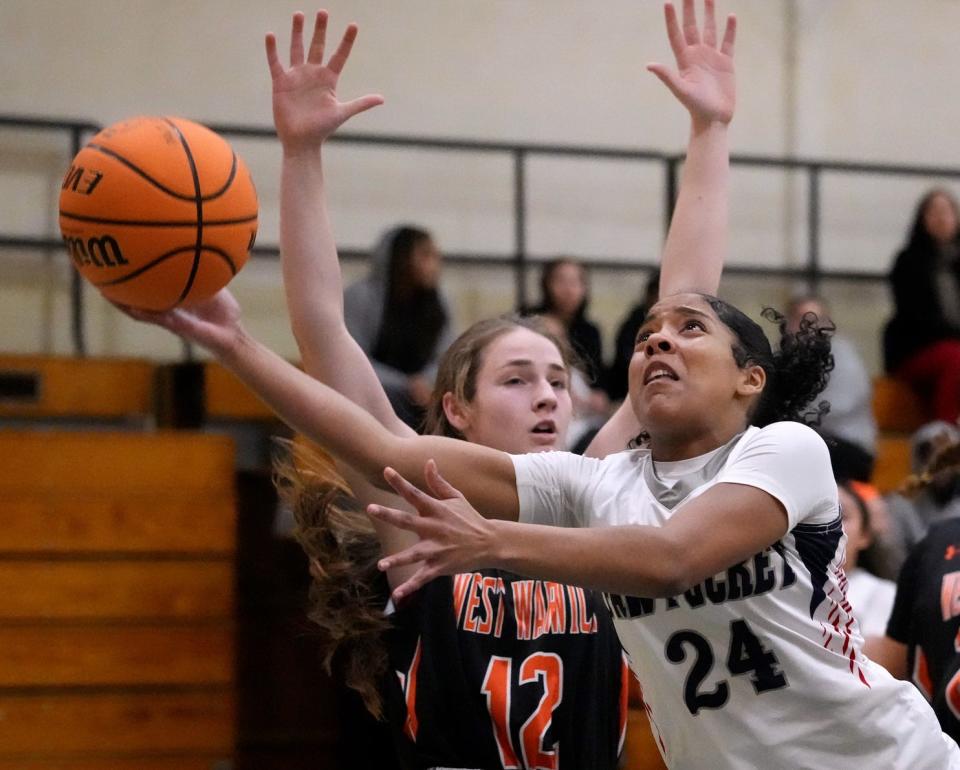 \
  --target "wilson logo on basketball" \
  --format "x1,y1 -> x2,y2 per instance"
62,234 -> 128,268
61,165 -> 104,196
